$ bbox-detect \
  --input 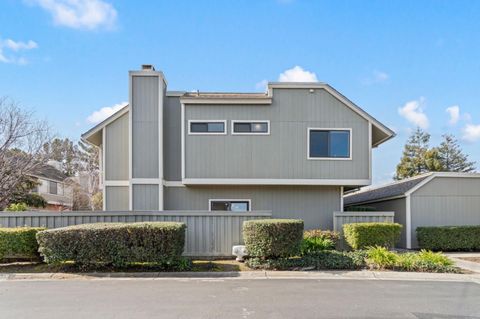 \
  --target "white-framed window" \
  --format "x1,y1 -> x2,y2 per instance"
231,120 -> 270,135
209,199 -> 251,212
188,120 -> 227,135
307,128 -> 352,160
